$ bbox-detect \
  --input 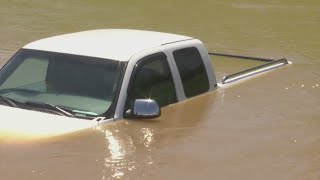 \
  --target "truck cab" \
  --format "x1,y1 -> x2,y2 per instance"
114,31 -> 218,120
0,29 -> 217,129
